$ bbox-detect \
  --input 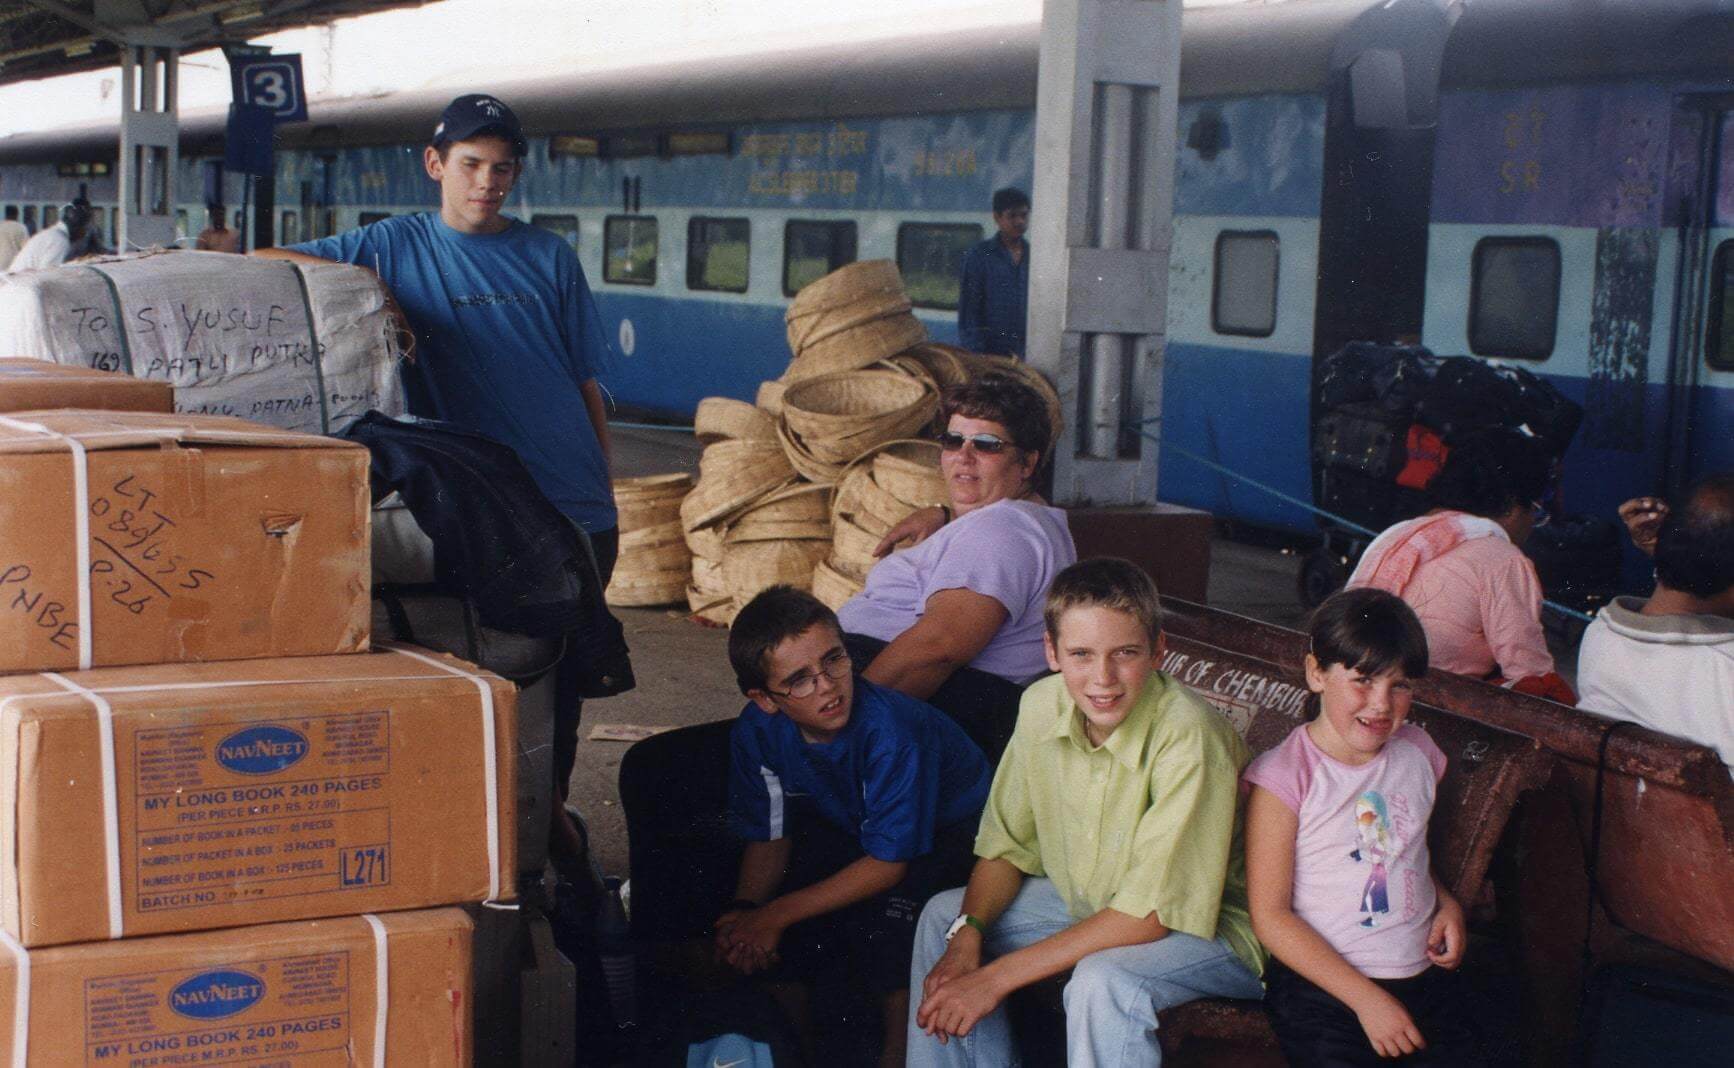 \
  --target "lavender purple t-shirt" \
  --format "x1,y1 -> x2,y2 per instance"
837,499 -> 1076,683
1243,722 -> 1447,979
